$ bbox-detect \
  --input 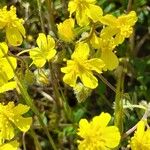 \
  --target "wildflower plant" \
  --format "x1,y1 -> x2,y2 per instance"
0,0 -> 149,149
